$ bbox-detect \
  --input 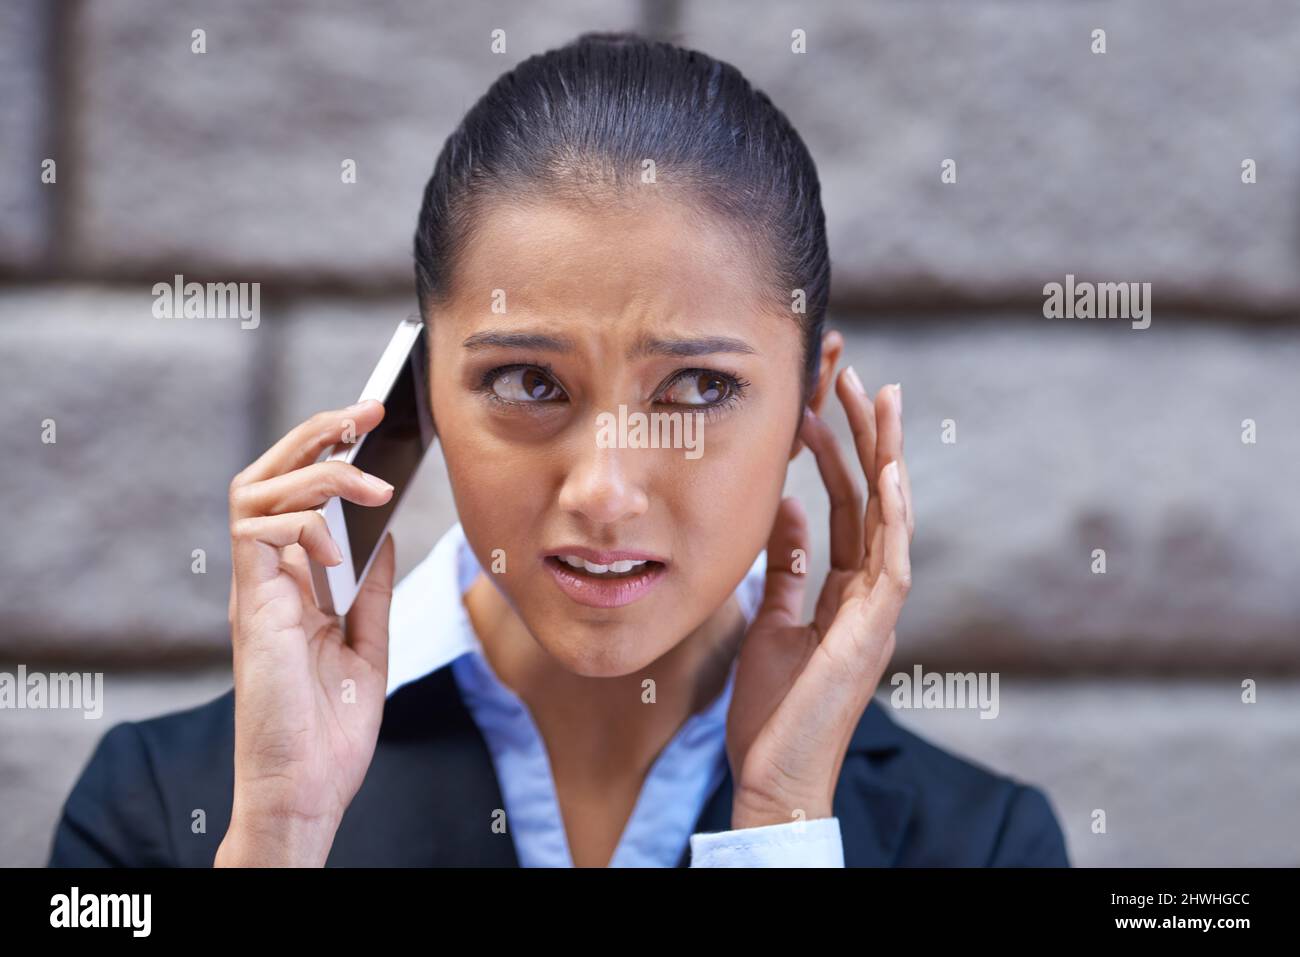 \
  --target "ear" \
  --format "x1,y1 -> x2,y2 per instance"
788,328 -> 845,461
